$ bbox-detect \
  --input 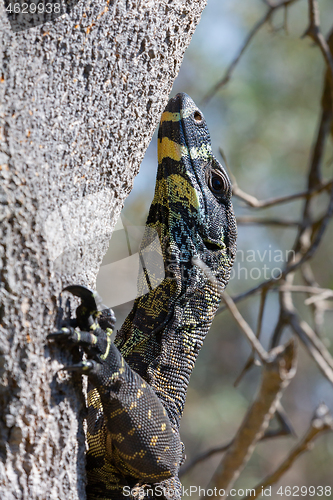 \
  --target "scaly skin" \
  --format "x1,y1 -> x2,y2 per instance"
49,93 -> 237,500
